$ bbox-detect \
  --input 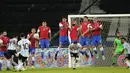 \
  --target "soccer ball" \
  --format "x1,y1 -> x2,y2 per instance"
33,33 -> 39,39
0,39 -> 3,44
